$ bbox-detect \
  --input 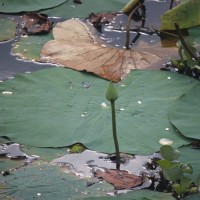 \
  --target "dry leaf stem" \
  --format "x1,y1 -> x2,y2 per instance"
125,3 -> 145,49
174,22 -> 200,63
